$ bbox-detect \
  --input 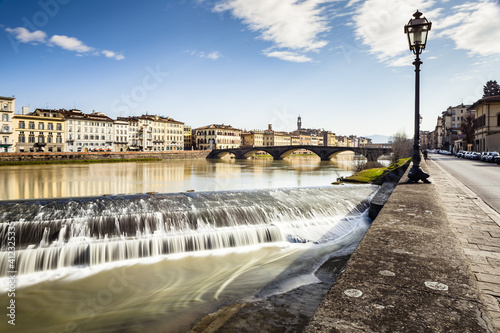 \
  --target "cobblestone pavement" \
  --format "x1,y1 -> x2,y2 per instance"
429,159 -> 500,331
